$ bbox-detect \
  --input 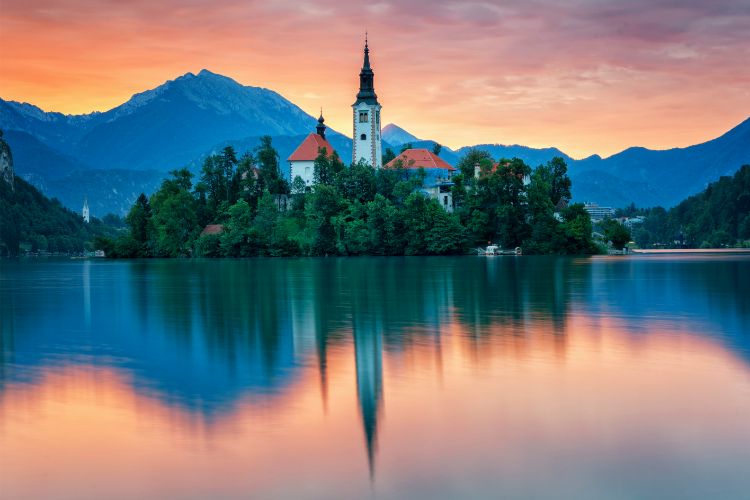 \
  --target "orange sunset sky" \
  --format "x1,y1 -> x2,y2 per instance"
1,0 -> 749,158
